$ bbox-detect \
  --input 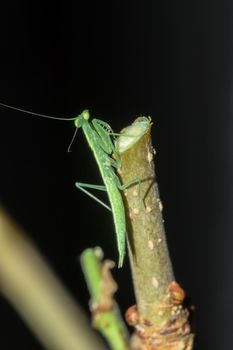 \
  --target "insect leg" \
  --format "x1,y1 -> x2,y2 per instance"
91,120 -> 123,169
93,119 -> 114,134
75,182 -> 112,211
76,182 -> 107,191
115,175 -> 142,208
92,119 -> 114,154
